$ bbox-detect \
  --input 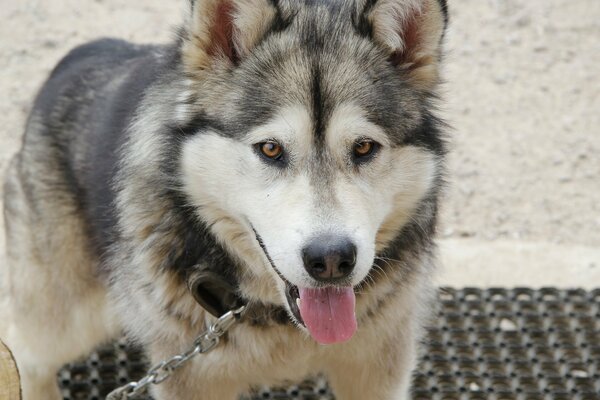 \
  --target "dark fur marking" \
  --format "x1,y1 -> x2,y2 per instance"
170,113 -> 226,137
311,64 -> 326,142
438,0 -> 449,26
267,0 -> 295,33
352,0 -> 378,38
234,65 -> 282,135
245,303 -> 290,326
402,110 -> 446,156
379,191 -> 439,265
85,56 -> 166,255
251,226 -> 283,280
